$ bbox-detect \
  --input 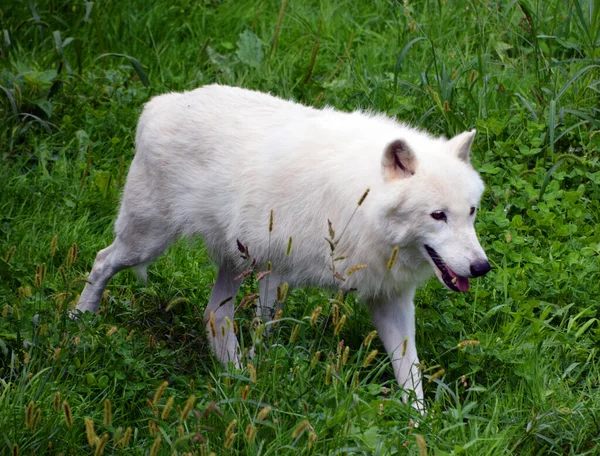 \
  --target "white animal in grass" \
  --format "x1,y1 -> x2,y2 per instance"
75,84 -> 490,411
